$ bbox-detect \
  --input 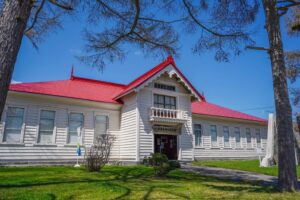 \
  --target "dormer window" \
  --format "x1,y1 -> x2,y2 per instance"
154,83 -> 175,91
